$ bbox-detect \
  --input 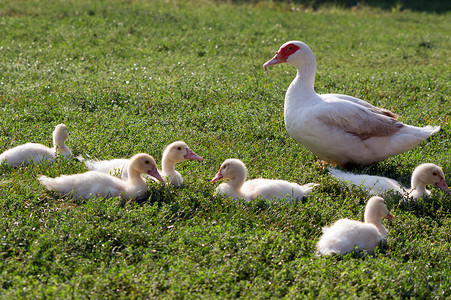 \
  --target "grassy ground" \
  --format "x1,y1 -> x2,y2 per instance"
0,0 -> 450,298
